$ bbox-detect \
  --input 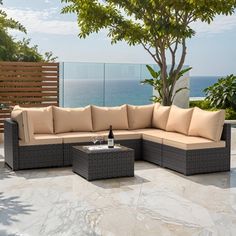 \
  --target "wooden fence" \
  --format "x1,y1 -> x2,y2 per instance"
0,61 -> 59,133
